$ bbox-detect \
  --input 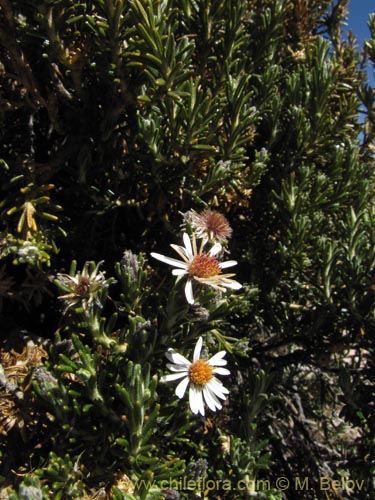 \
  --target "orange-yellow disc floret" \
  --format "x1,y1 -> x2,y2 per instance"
189,359 -> 214,385
188,254 -> 221,278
